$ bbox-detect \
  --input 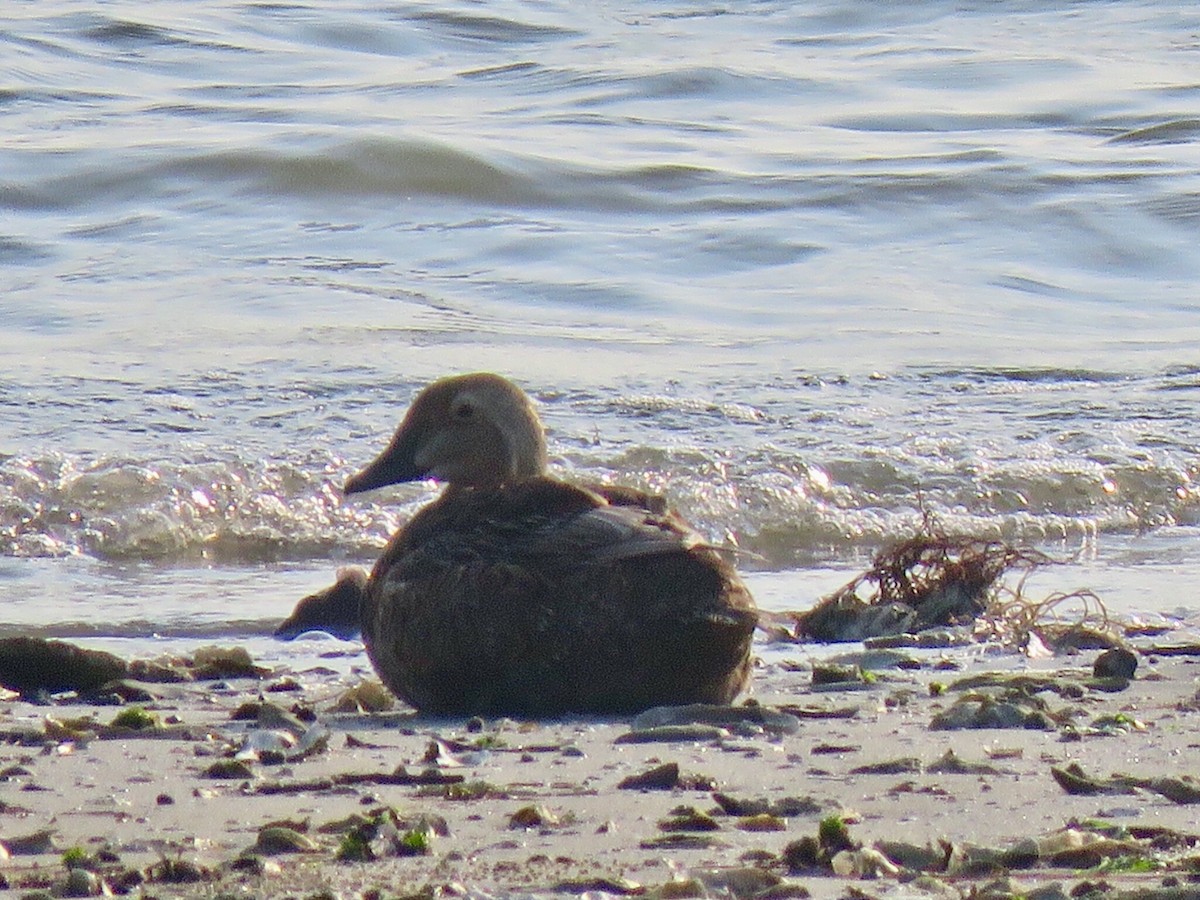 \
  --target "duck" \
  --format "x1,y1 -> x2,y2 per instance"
341,372 -> 757,716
